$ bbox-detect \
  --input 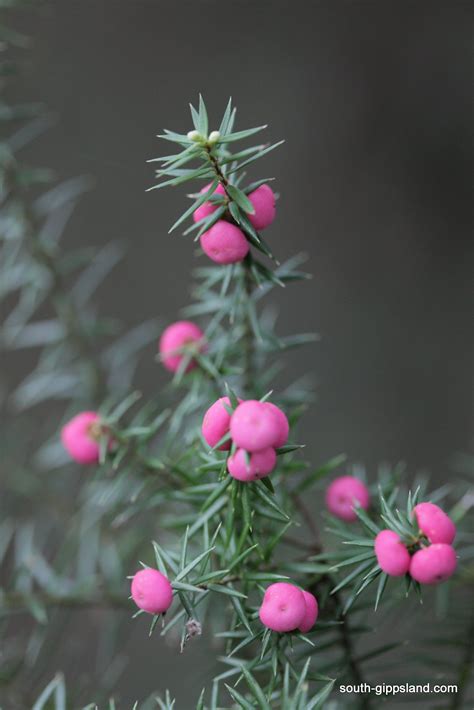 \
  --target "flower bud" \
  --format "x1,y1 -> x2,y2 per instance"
131,568 -> 173,614
227,447 -> 276,482
207,130 -> 221,144
325,475 -> 370,522
248,184 -> 276,230
259,582 -> 306,633
202,396 -> 242,451
298,590 -> 318,633
413,502 -> 456,545
200,220 -> 249,265
159,320 -> 206,373
61,411 -> 104,464
230,400 -> 281,452
187,130 -> 202,142
374,530 -> 411,576
409,543 -> 457,585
